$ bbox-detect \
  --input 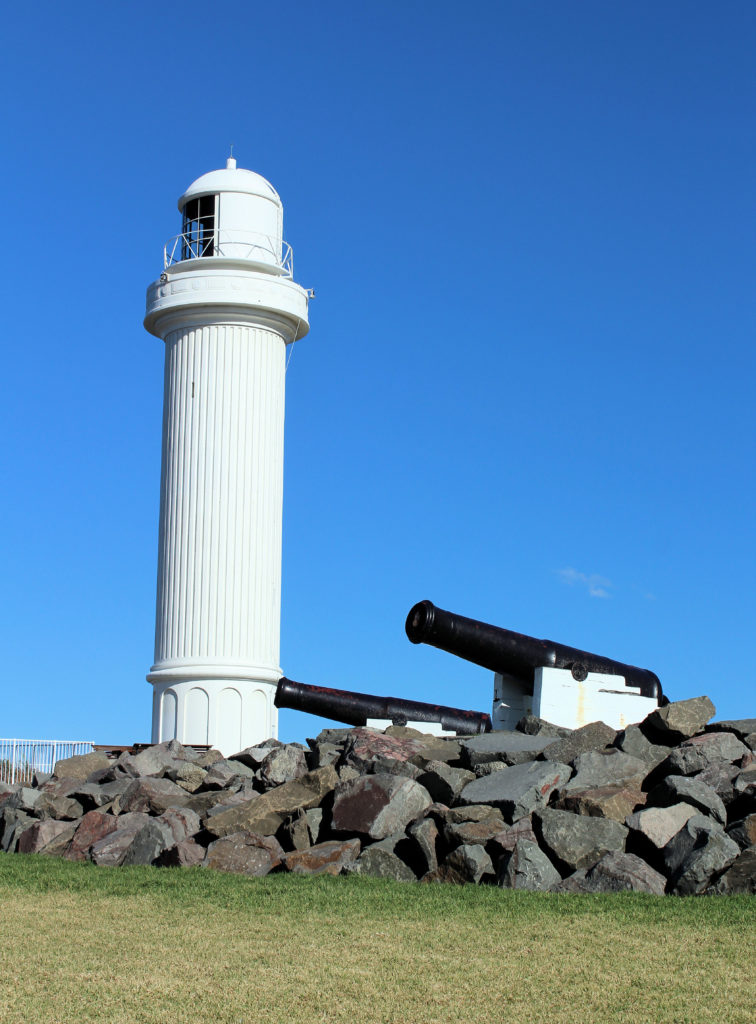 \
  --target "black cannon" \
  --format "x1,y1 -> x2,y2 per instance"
274,676 -> 492,734
405,600 -> 664,703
